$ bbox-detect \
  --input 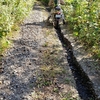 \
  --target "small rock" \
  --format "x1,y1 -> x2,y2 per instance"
0,81 -> 3,84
